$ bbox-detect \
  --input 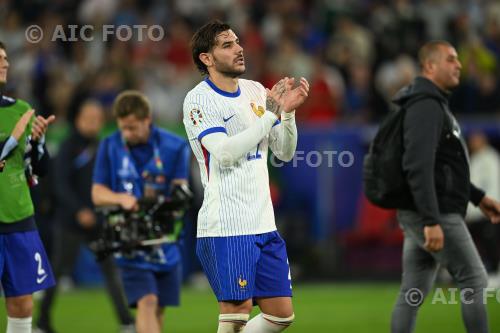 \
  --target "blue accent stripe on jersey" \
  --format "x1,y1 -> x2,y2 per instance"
198,126 -> 227,142
272,119 -> 281,127
204,78 -> 241,98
